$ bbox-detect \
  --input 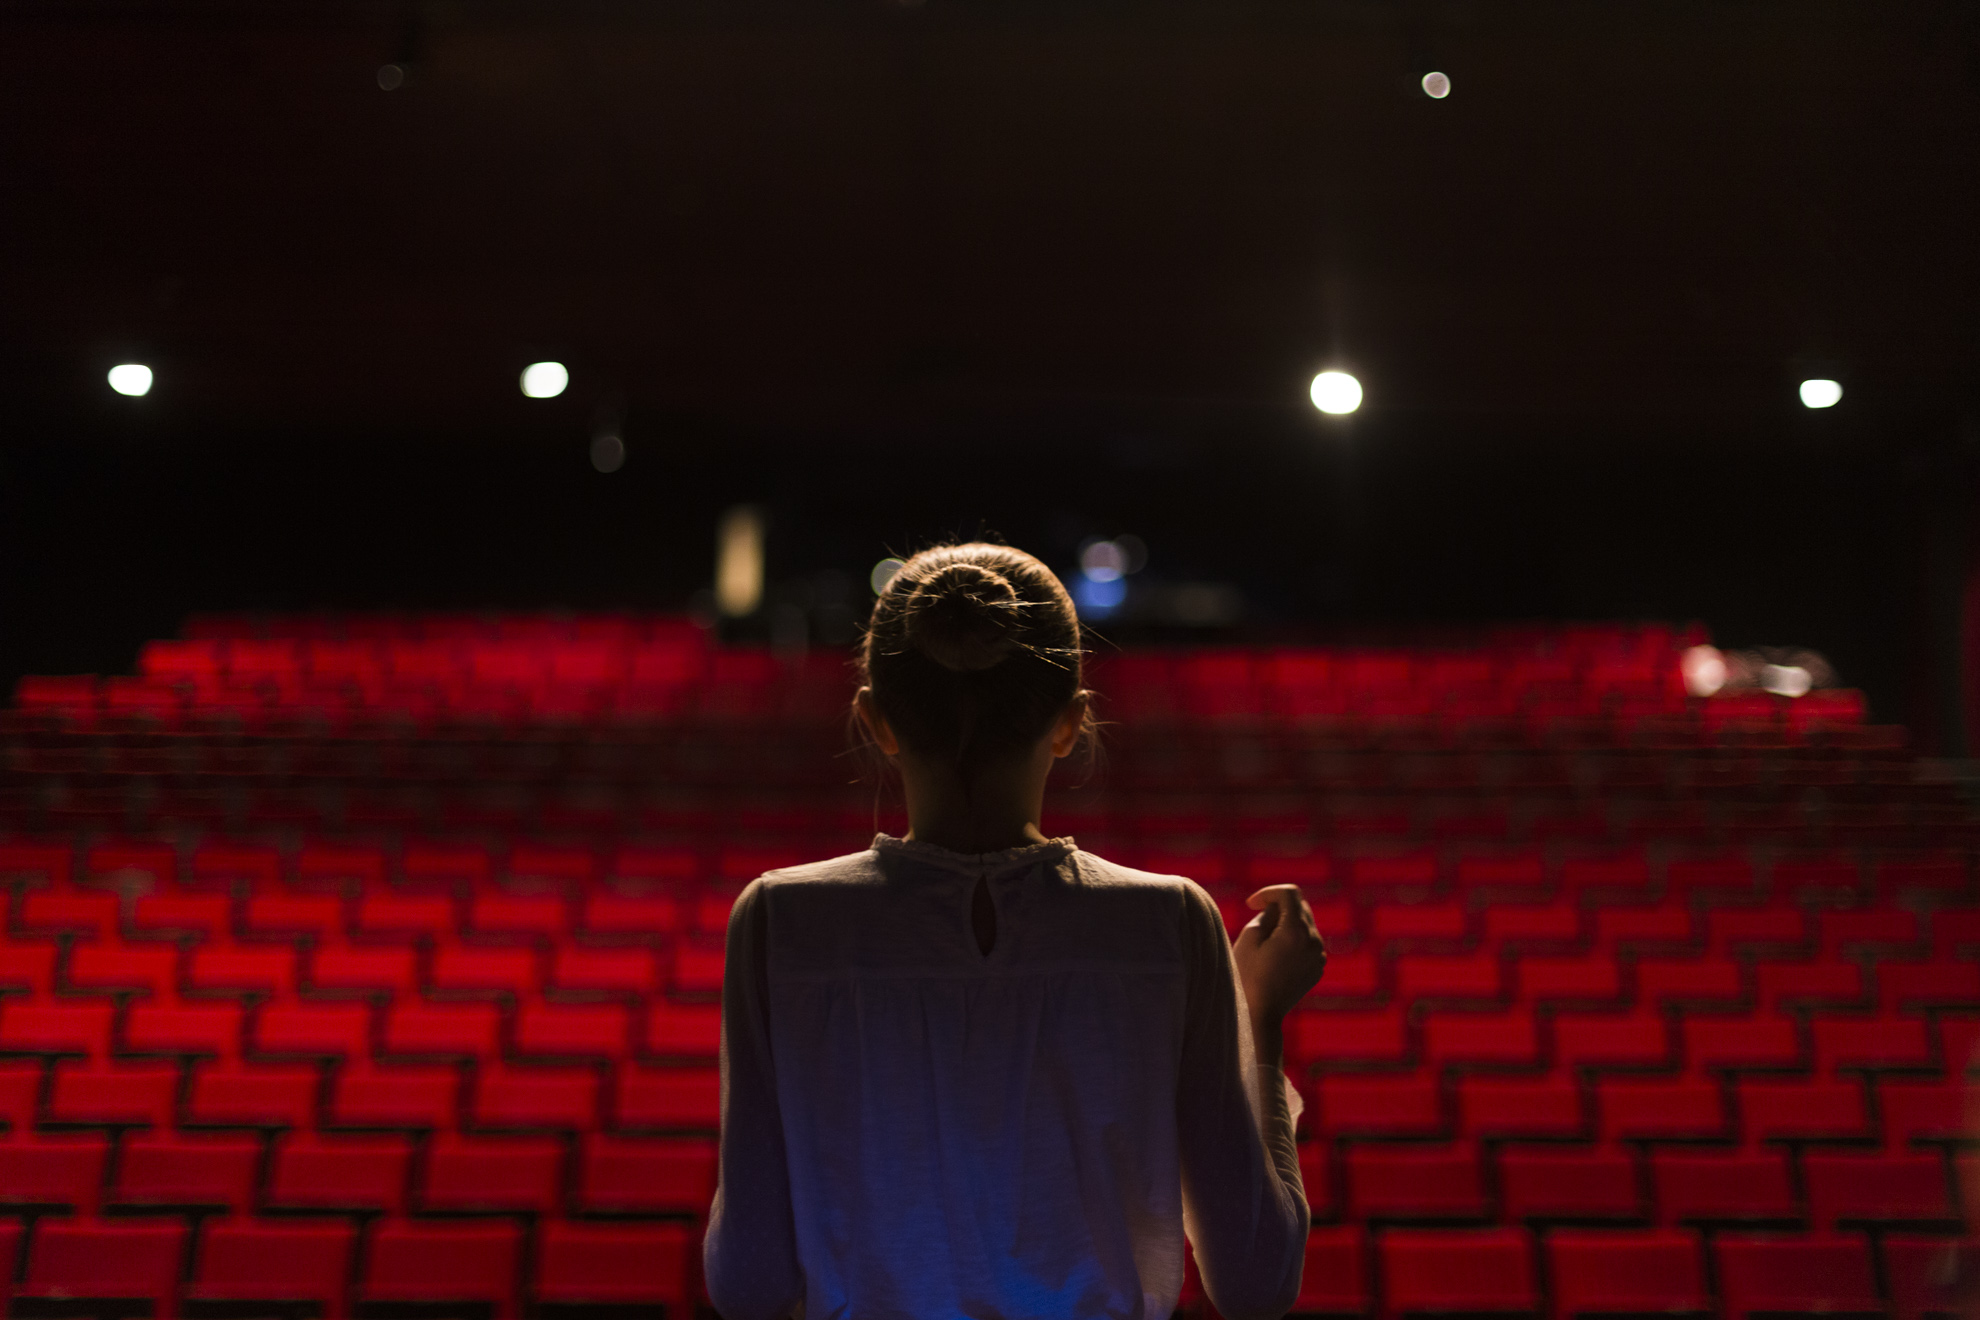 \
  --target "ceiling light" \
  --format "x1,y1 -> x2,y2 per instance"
107,364 -> 152,397
521,362 -> 569,399
1310,370 -> 1363,415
